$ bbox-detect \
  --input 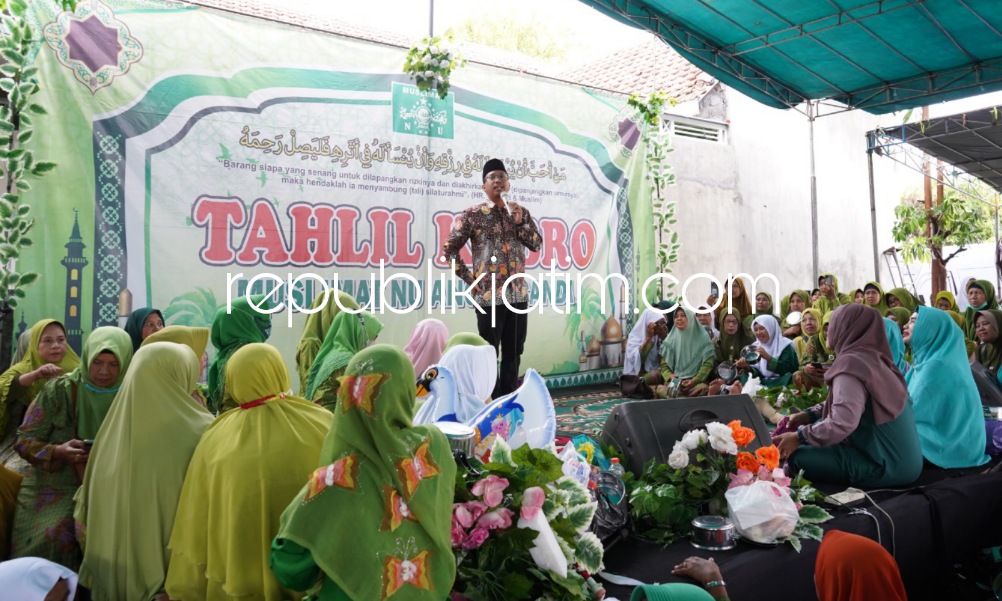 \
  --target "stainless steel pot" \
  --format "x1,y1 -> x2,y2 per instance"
691,515 -> 736,551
